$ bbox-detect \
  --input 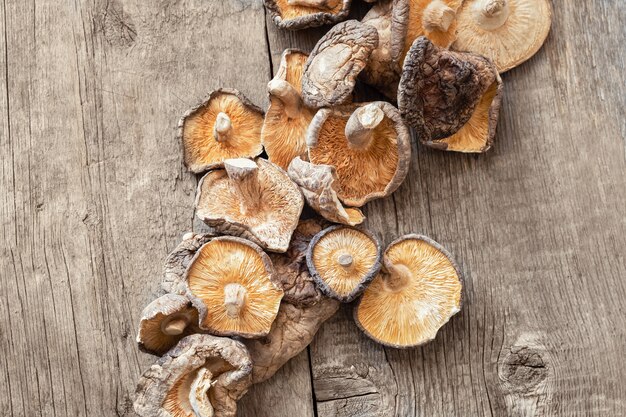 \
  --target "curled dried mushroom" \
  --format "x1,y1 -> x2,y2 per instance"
195,158 -> 304,253
307,225 -> 382,302
264,0 -> 352,30
354,234 -> 463,348
302,20 -> 379,108
162,232 -> 215,295
134,334 -> 252,417
452,0 -> 552,72
307,102 -> 411,207
179,89 -> 264,173
398,36 -> 502,152
288,157 -> 365,226
185,236 -> 284,338
391,0 -> 462,65
262,49 -> 315,170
